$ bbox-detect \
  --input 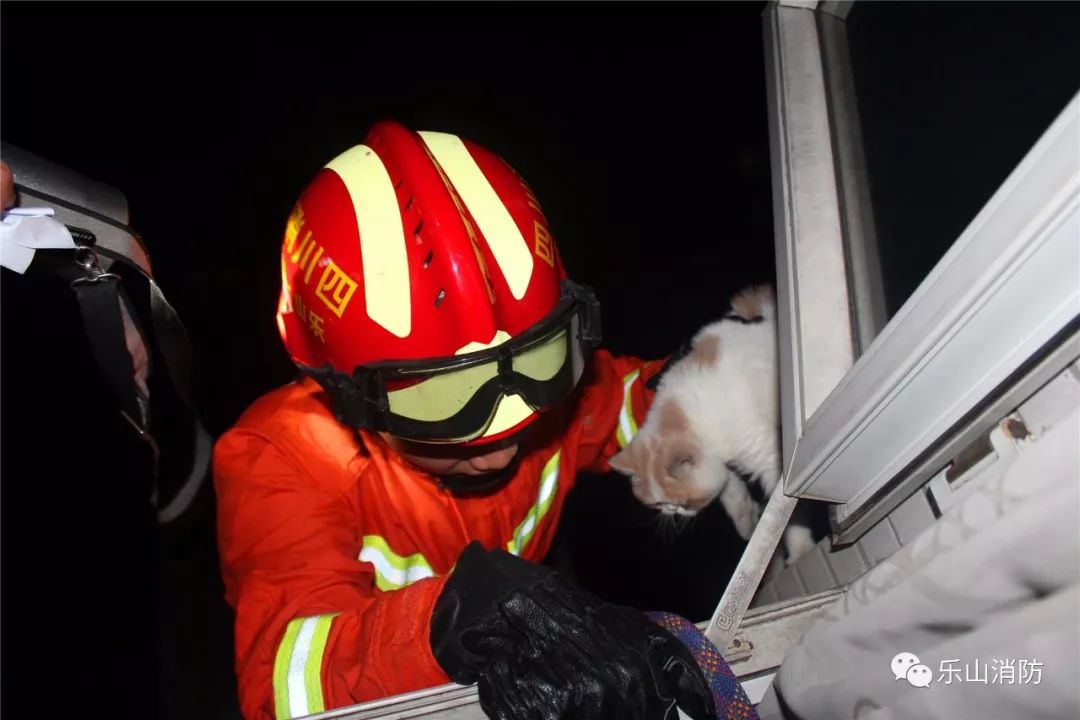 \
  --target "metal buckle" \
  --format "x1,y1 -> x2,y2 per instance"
70,243 -> 121,287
